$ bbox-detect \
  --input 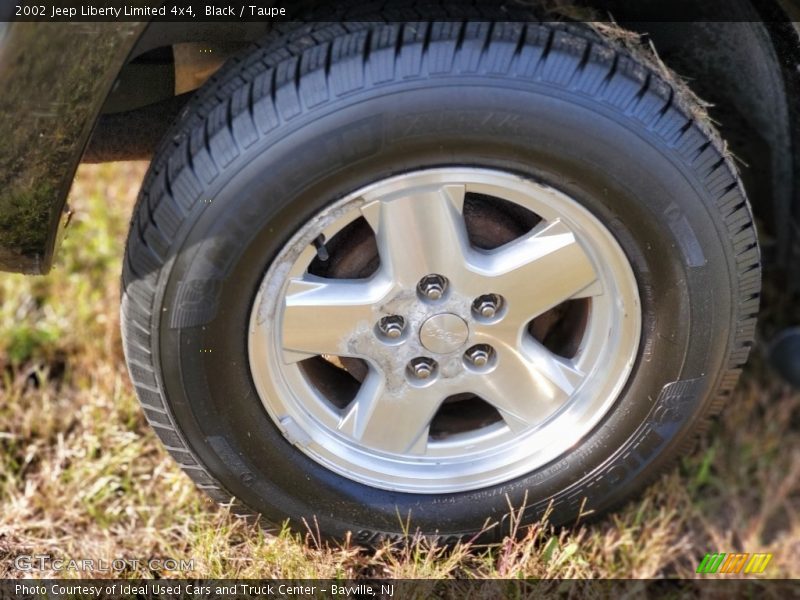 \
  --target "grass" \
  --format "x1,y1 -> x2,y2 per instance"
0,162 -> 798,579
